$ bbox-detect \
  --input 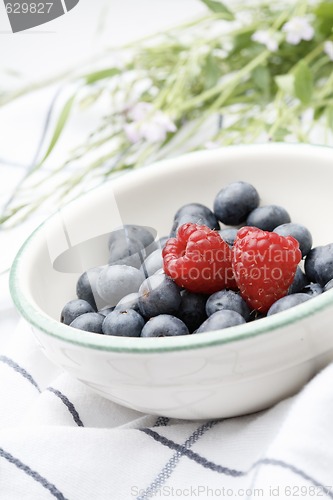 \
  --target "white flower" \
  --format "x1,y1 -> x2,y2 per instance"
324,41 -> 333,61
282,17 -> 314,45
125,102 -> 176,144
212,48 -> 231,60
251,30 -> 279,52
